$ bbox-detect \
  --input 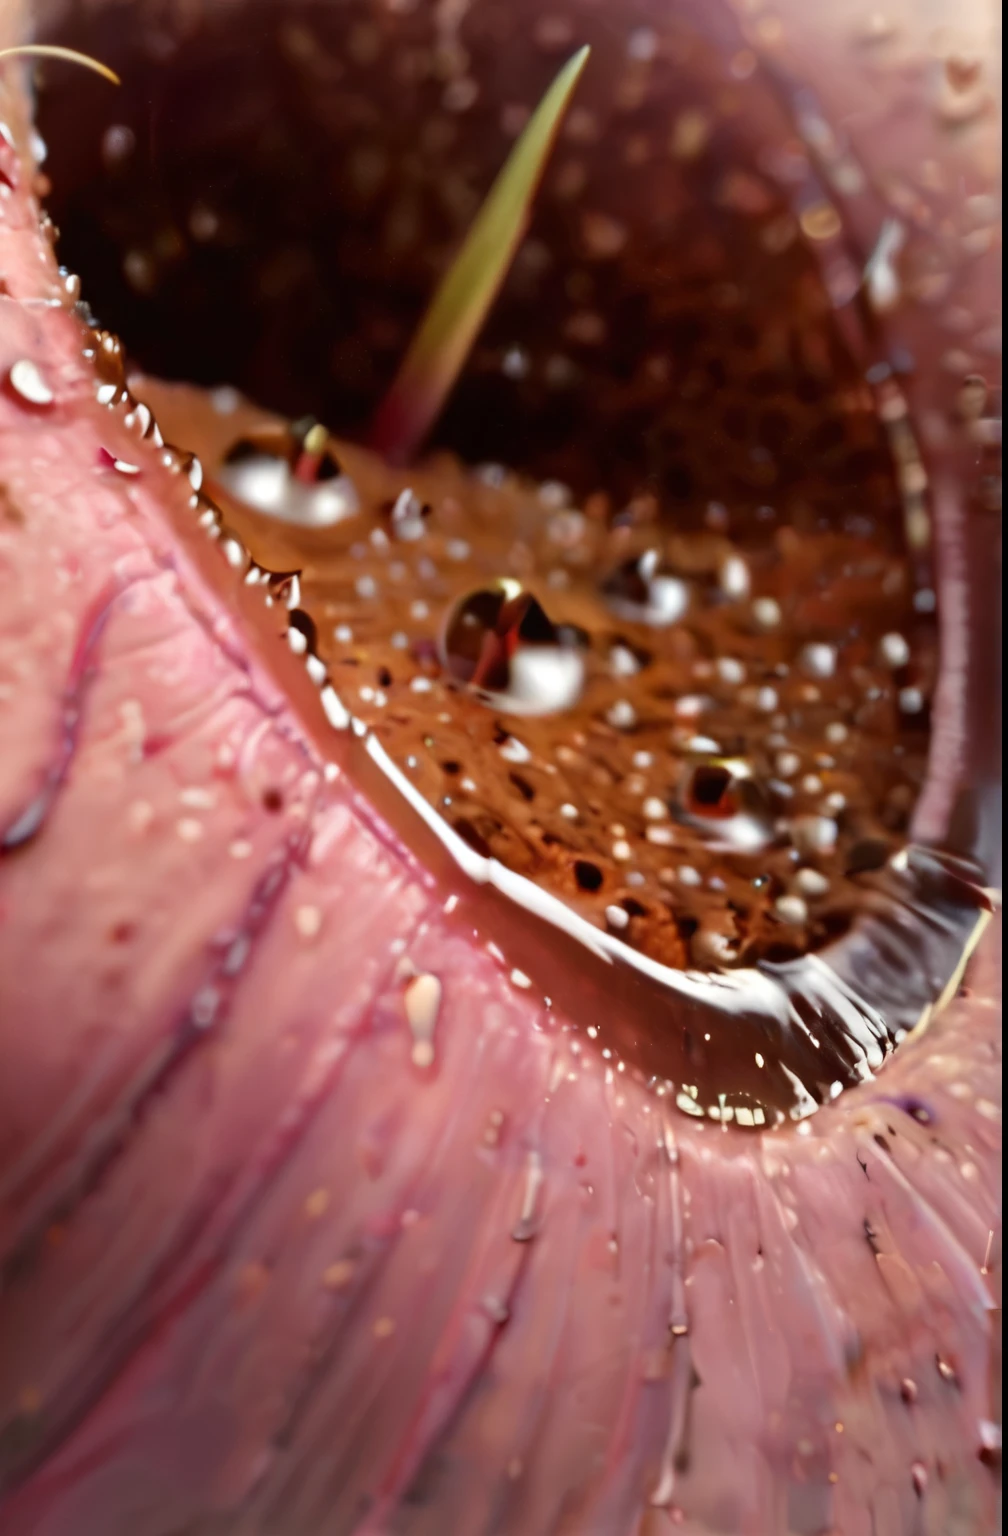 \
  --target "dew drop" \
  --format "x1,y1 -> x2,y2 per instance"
440,583 -> 584,717
6,358 -> 54,407
675,759 -> 774,852
602,549 -> 689,627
